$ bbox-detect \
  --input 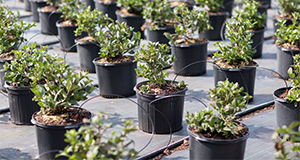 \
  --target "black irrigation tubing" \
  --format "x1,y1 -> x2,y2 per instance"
235,100 -> 274,118
0,108 -> 9,114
